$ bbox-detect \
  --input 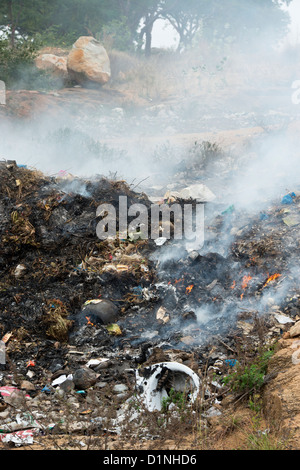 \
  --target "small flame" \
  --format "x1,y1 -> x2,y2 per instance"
231,281 -> 236,289
263,273 -> 281,287
86,316 -> 94,327
186,285 -> 194,294
241,275 -> 253,290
